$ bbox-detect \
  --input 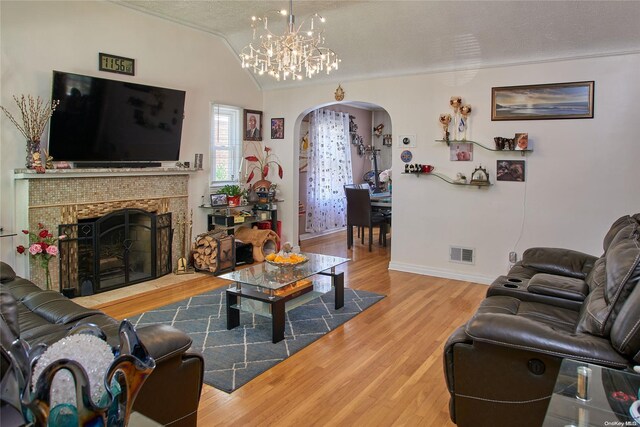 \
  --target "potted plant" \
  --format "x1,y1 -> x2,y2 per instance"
217,184 -> 245,207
